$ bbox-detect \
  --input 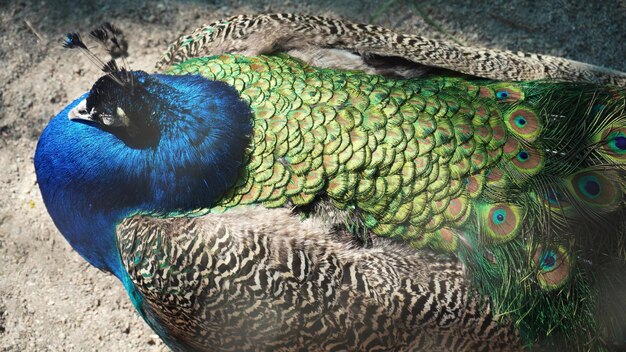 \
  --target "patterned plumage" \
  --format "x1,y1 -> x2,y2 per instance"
157,13 -> 626,86
119,208 -> 518,351
34,15 -> 626,351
